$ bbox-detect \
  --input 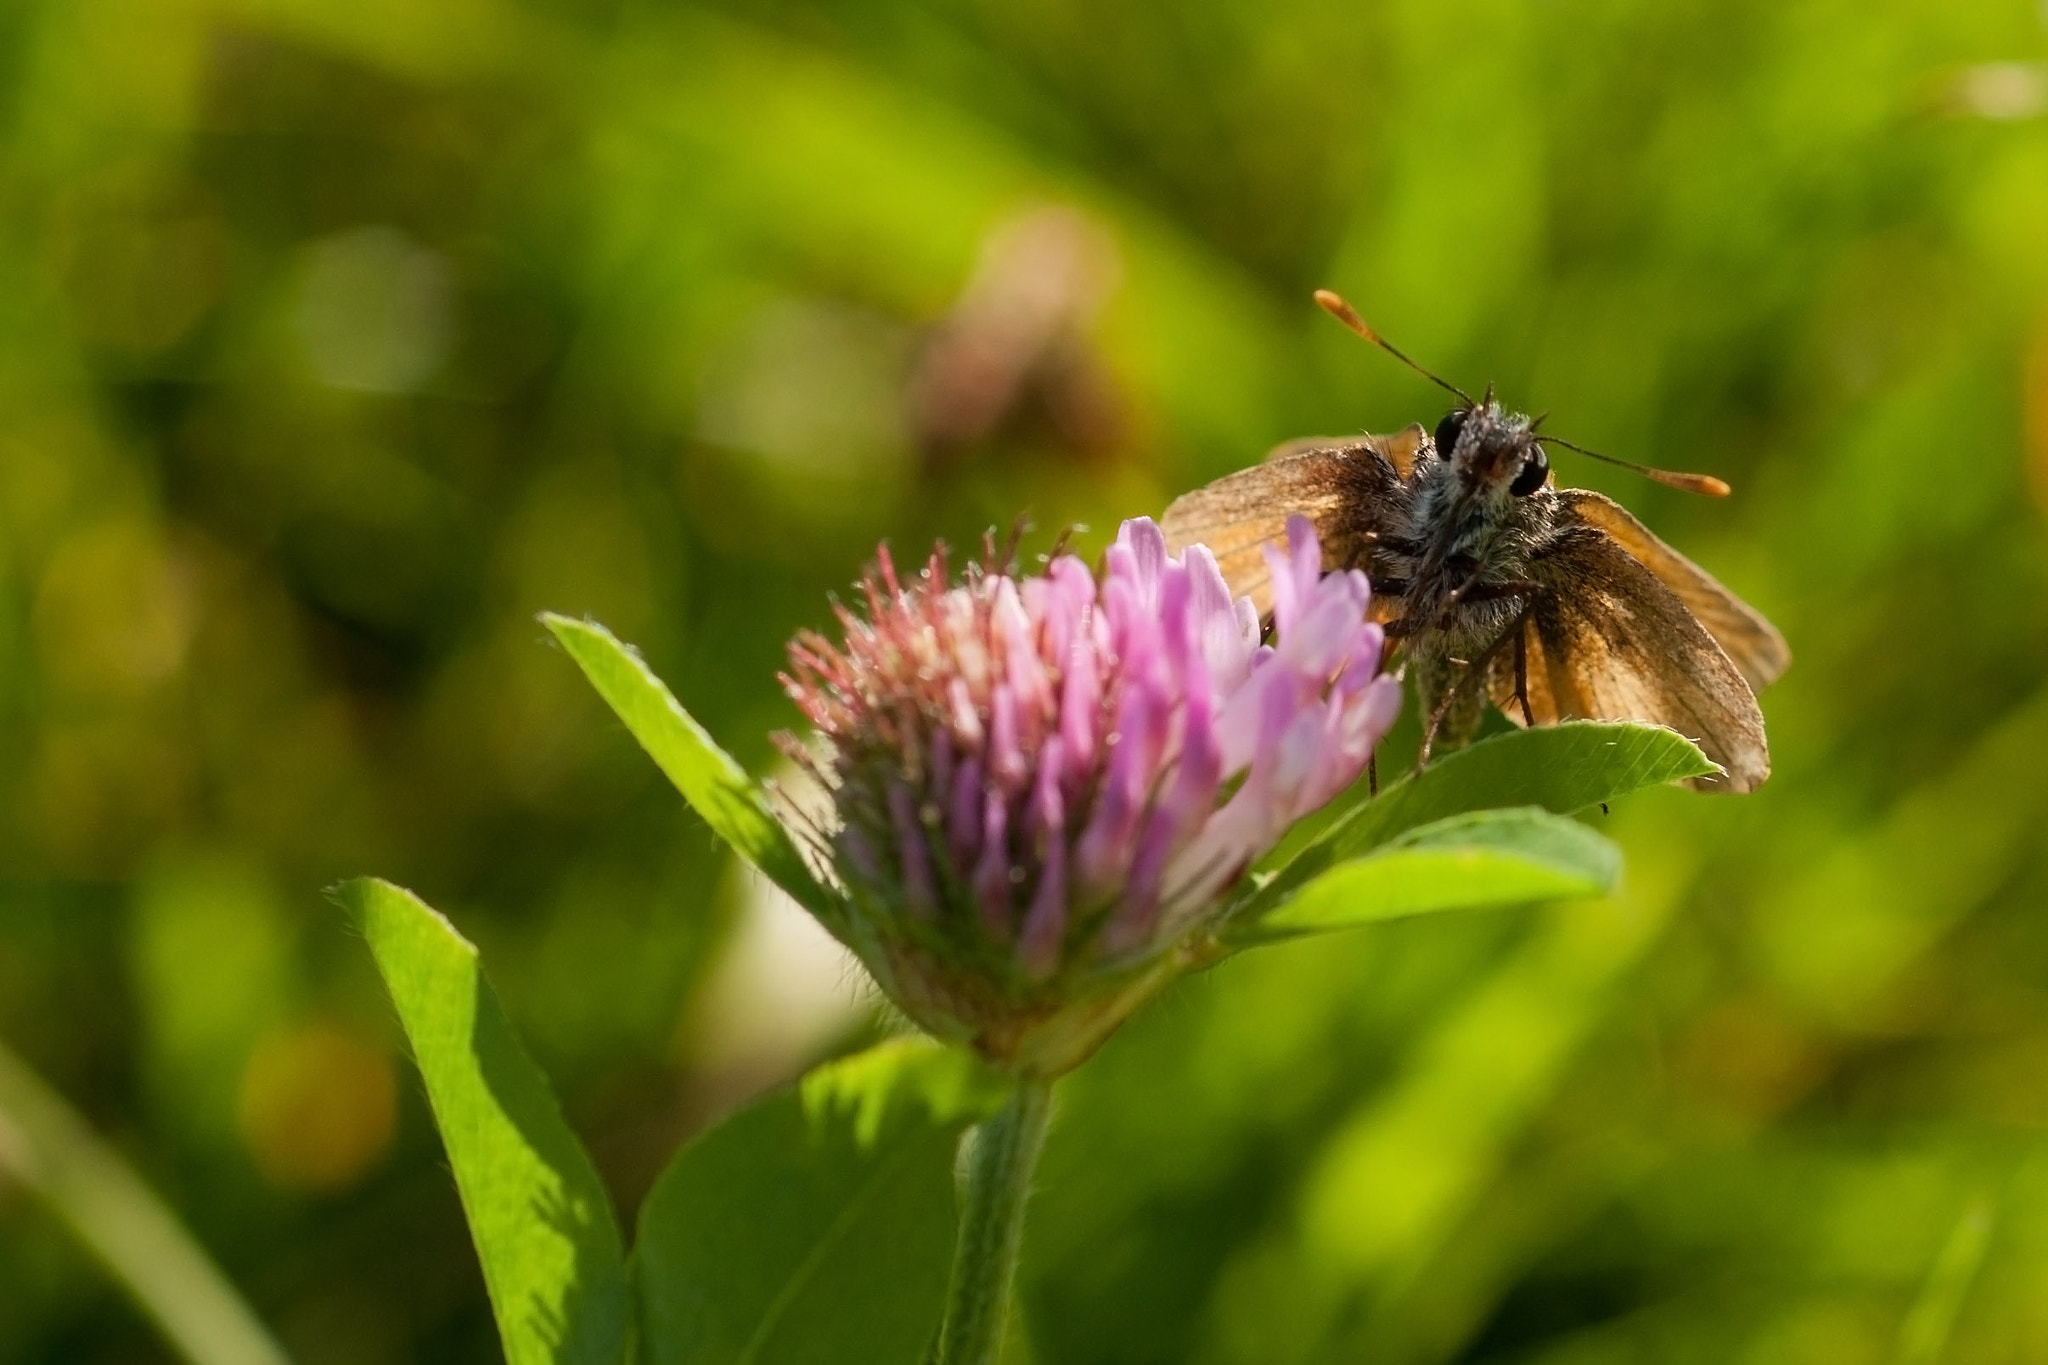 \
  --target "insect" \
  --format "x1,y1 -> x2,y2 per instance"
1160,290 -> 1789,792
